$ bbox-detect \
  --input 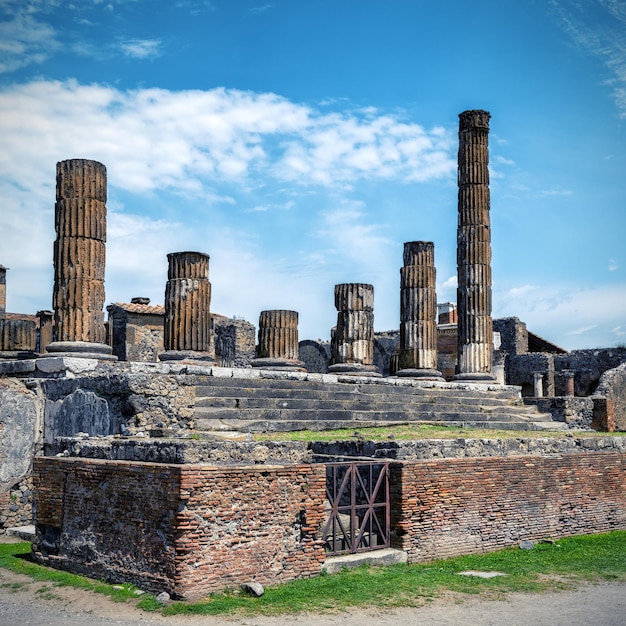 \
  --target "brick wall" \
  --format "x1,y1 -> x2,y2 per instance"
390,452 -> 626,561
174,464 -> 326,598
33,458 -> 181,592
33,458 -> 326,599
32,450 -> 626,599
